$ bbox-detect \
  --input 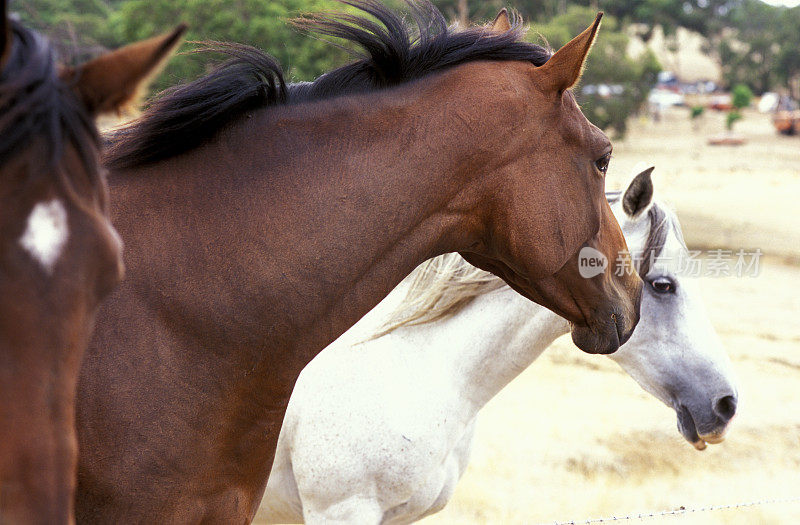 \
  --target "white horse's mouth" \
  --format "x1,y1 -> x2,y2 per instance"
677,405 -> 728,451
